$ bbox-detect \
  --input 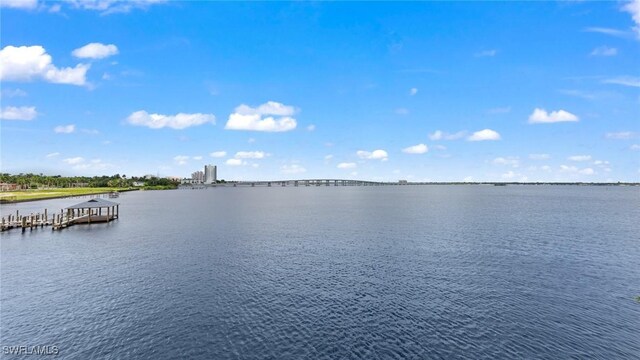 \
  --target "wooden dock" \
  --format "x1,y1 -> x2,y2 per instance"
1,198 -> 120,233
